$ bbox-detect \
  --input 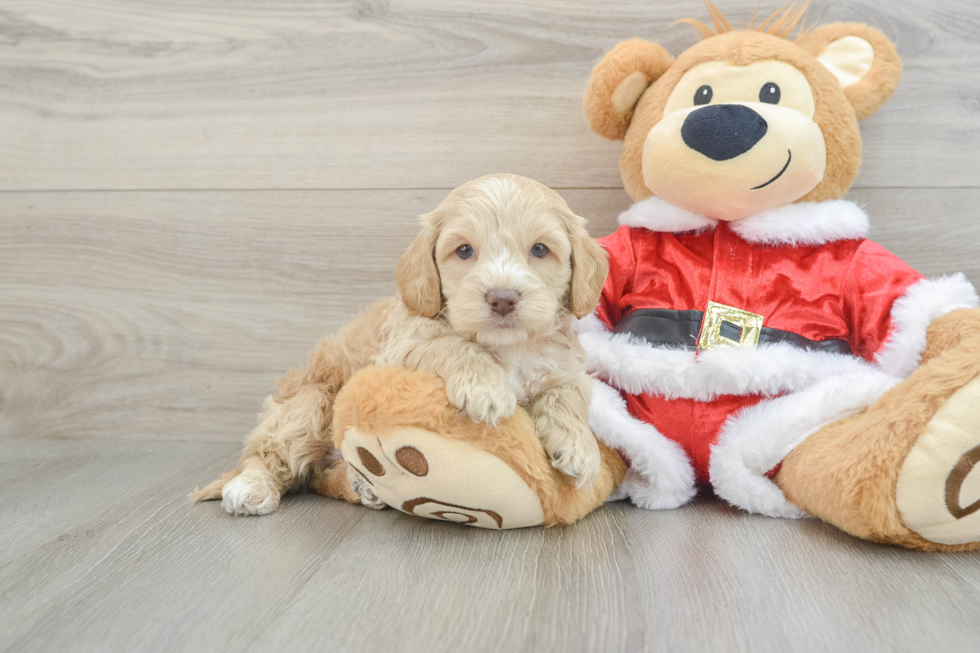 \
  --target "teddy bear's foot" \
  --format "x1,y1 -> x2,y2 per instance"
777,335 -> 980,551
895,375 -> 980,547
339,423 -> 546,529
